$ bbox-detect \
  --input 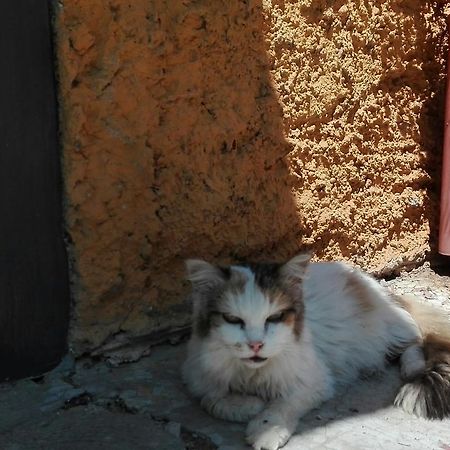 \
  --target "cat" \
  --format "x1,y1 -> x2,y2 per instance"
182,253 -> 450,450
